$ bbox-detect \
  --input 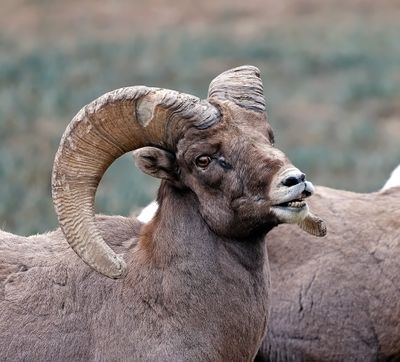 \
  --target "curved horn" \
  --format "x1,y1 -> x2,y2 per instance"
208,65 -> 265,113
52,86 -> 219,278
